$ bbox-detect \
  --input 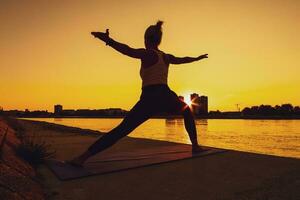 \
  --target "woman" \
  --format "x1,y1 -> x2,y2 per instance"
70,21 -> 208,166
